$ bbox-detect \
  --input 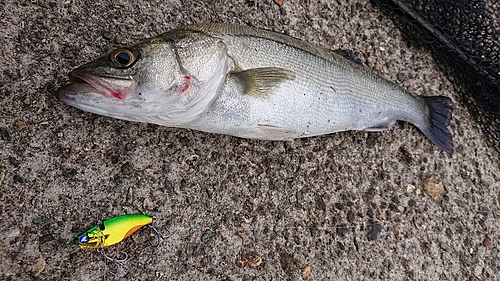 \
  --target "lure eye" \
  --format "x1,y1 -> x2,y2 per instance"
79,235 -> 89,244
110,48 -> 137,68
